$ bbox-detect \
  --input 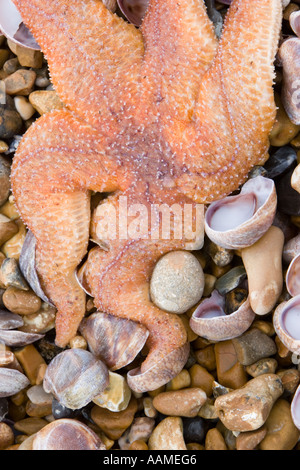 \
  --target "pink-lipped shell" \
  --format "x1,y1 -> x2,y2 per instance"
0,0 -> 40,50
189,290 -> 255,342
117,0 -> 149,26
273,296 -> 300,354
79,312 -> 149,371
286,253 -> 300,296
204,176 -> 277,249
291,384 -> 300,430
